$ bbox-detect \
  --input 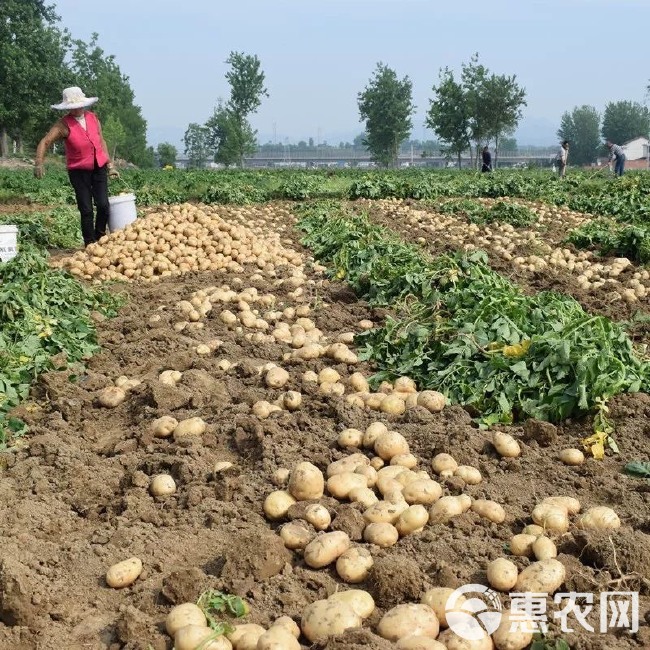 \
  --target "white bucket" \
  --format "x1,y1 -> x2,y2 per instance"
0,225 -> 18,262
108,193 -> 137,232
